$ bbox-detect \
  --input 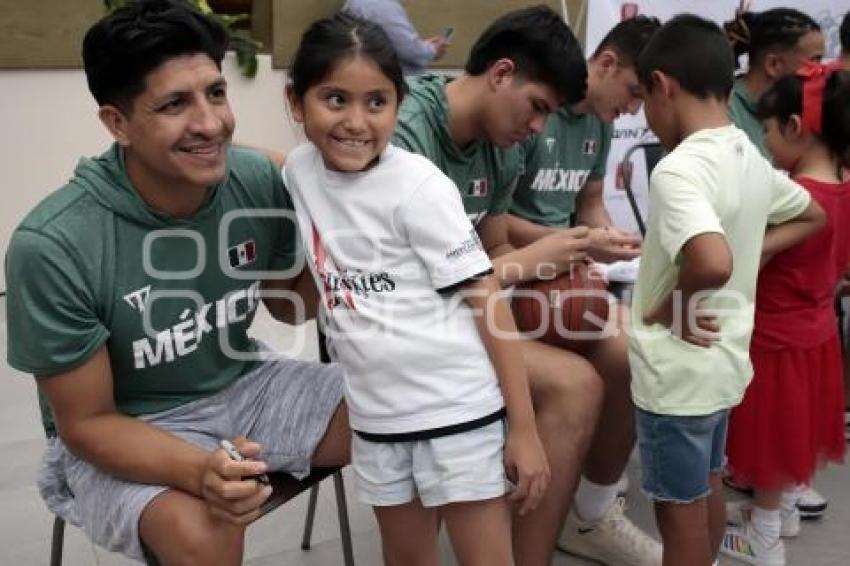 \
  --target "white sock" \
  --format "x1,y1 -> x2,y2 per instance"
780,490 -> 799,513
751,506 -> 781,545
573,476 -> 619,523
